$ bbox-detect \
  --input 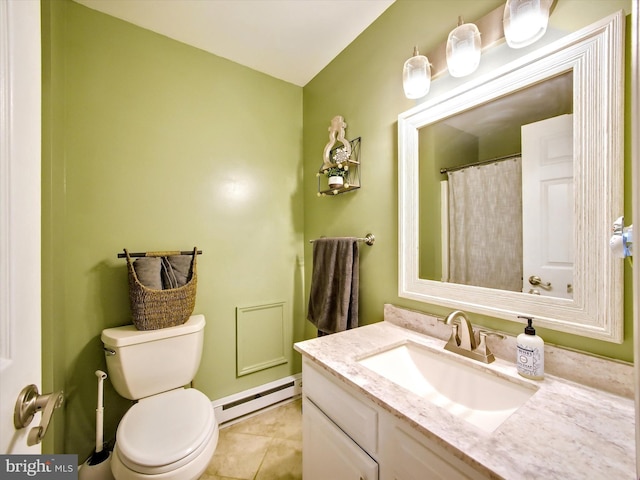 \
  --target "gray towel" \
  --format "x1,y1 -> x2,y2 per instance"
167,255 -> 193,287
161,257 -> 178,289
133,257 -> 164,289
134,255 -> 193,290
307,238 -> 359,335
